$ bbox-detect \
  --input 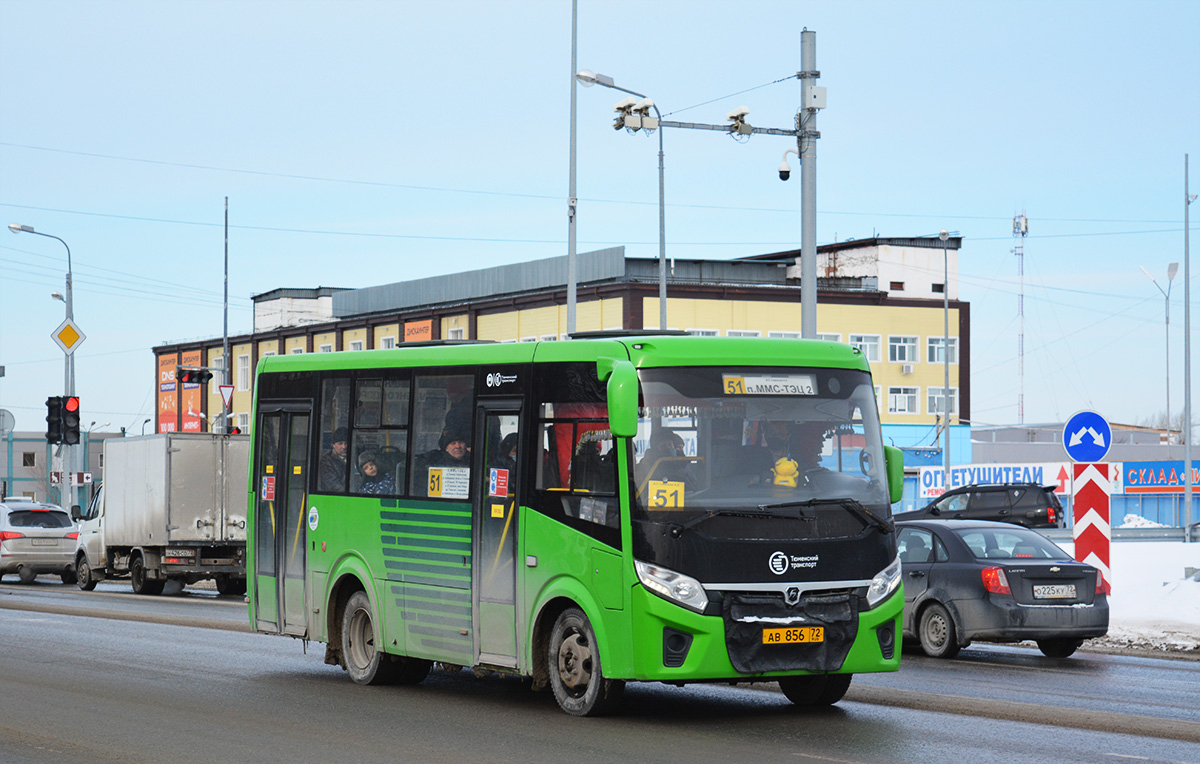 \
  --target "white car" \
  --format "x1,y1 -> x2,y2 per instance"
0,497 -> 79,584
